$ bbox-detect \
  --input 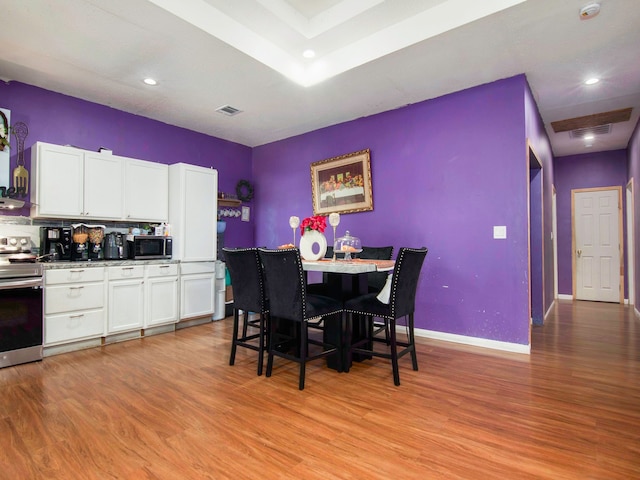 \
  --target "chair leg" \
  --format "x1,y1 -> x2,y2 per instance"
229,309 -> 240,366
299,321 -> 307,390
408,313 -> 418,371
256,313 -> 265,376
389,318 -> 400,386
266,315 -> 278,378
241,309 -> 249,338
